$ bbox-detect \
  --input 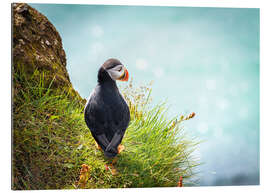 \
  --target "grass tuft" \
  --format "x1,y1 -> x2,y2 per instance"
12,67 -> 200,190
